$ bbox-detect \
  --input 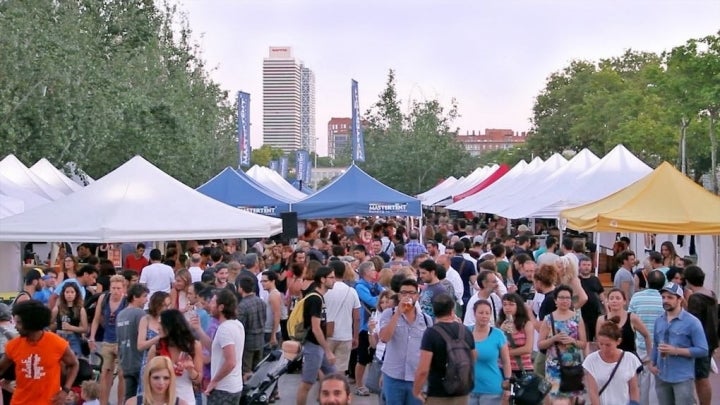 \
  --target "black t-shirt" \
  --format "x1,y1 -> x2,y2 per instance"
516,276 -> 535,302
420,321 -> 475,397
451,256 -> 476,301
303,290 -> 326,345
633,268 -> 646,290
580,276 -> 604,317
538,289 -> 557,322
